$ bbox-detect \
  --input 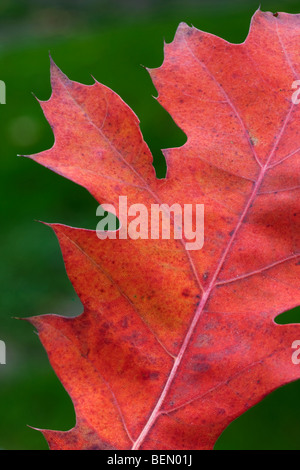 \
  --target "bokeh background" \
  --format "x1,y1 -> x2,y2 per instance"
1,0 -> 300,450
